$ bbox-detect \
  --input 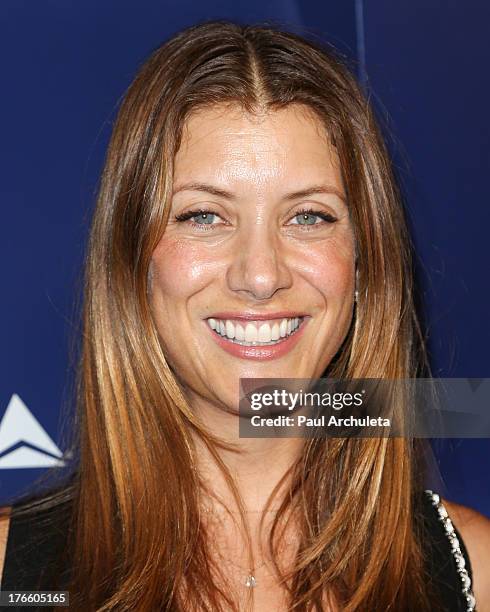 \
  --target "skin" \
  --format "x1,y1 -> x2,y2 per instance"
441,499 -> 490,610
